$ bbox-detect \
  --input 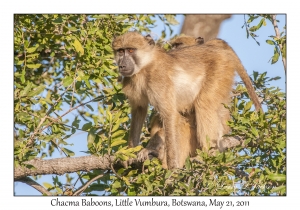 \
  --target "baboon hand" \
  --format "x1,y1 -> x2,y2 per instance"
137,148 -> 159,162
